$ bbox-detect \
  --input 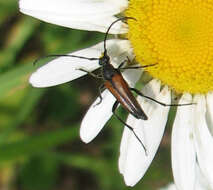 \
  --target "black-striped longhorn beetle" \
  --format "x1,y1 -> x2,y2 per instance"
33,17 -> 193,154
